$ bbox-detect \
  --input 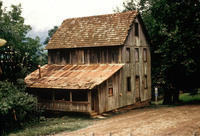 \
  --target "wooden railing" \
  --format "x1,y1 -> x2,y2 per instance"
38,100 -> 91,113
